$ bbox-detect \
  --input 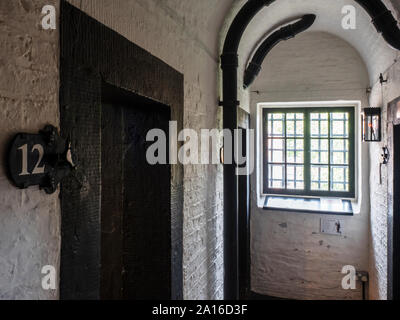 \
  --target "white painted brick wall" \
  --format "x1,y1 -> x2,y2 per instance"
66,0 -> 226,300
0,0 -> 227,300
0,0 -> 60,299
250,32 -> 370,300
368,57 -> 400,300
